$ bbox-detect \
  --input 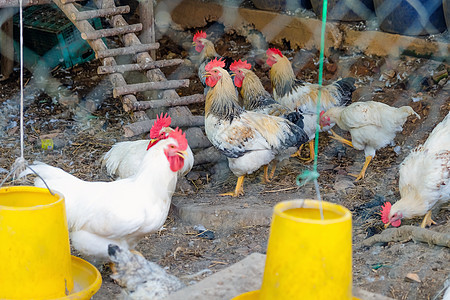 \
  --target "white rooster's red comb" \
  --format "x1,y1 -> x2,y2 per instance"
193,30 -> 207,43
230,59 -> 251,72
150,113 -> 172,139
168,127 -> 188,151
266,48 -> 283,57
205,57 -> 225,72
380,202 -> 391,224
